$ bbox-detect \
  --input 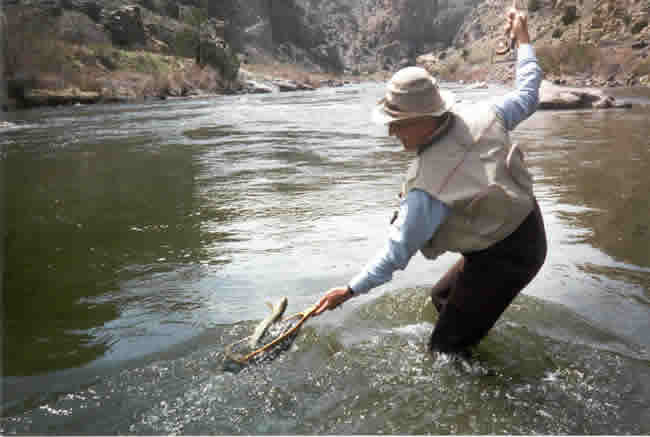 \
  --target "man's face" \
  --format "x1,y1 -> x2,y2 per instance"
388,117 -> 430,151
